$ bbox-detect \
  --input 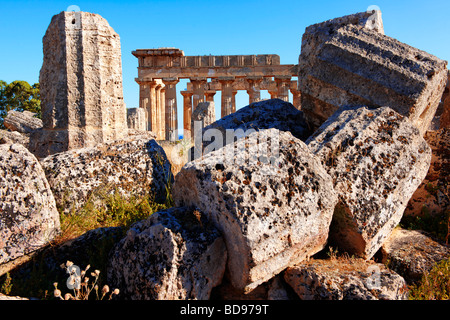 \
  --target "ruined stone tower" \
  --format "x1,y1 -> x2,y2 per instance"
38,11 -> 127,156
